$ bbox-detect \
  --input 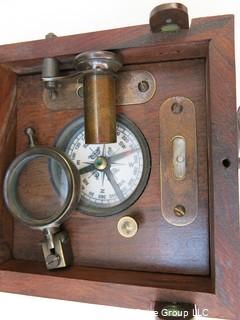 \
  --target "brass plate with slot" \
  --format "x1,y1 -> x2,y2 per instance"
43,70 -> 156,111
159,96 -> 198,226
